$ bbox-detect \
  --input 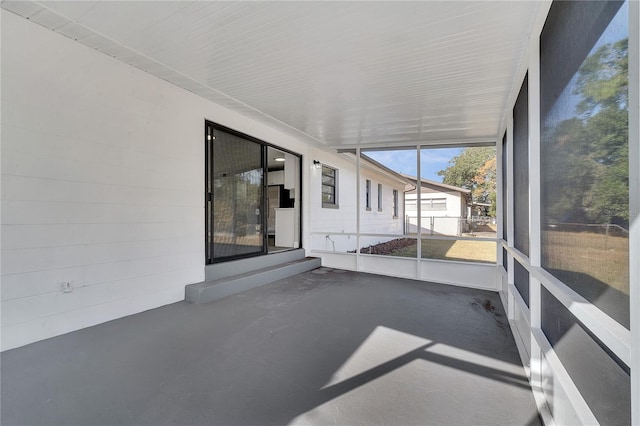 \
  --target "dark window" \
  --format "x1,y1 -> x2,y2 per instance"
322,165 -> 338,208
393,189 -> 399,218
513,75 -> 529,257
366,179 -> 371,210
540,0 -> 629,328
377,183 -> 383,211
